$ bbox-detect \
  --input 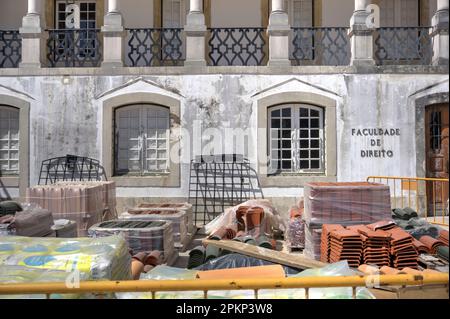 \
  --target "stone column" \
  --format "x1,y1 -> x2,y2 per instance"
184,0 -> 207,66
349,0 -> 375,67
267,0 -> 291,66
431,0 -> 449,65
101,0 -> 125,68
19,0 -> 45,68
